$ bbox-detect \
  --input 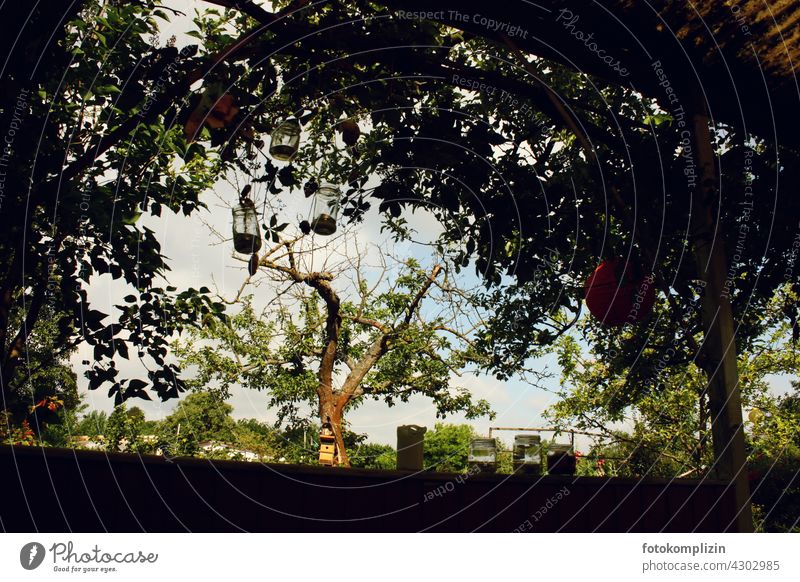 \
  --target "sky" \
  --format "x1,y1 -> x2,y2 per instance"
69,0 -> 797,451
